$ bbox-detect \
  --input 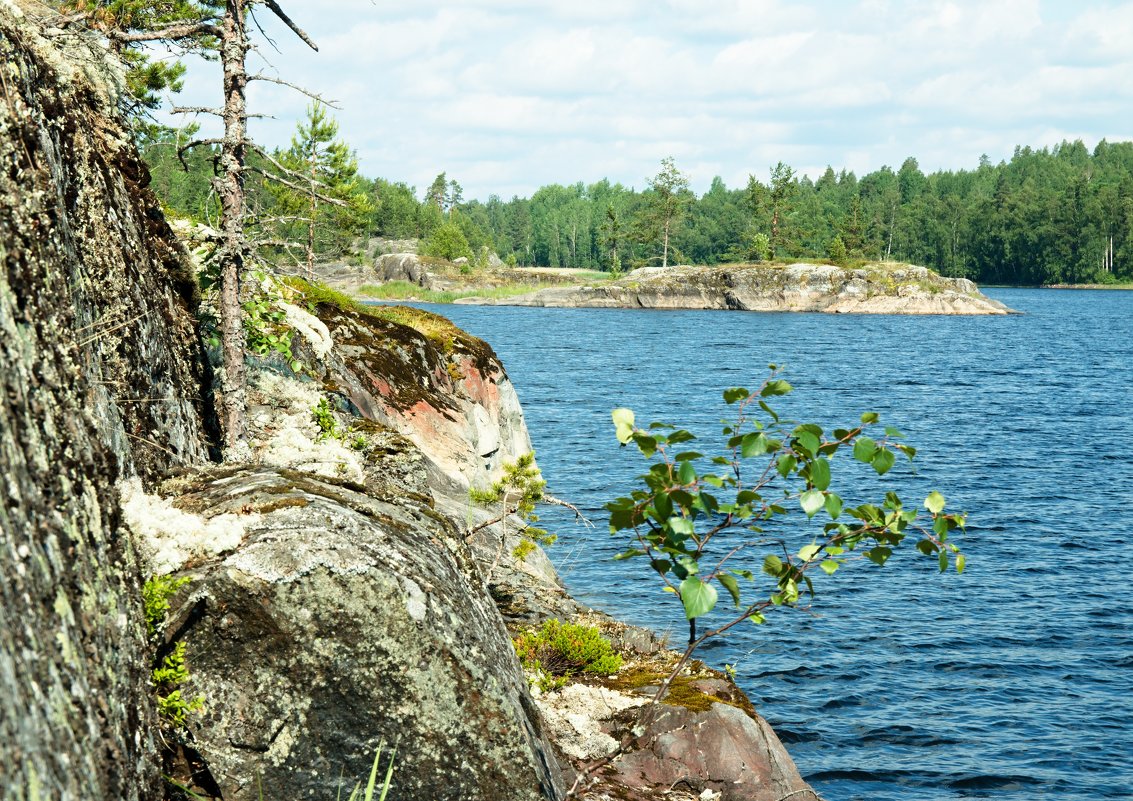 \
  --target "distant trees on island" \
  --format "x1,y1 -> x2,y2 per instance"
145,135 -> 1133,286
